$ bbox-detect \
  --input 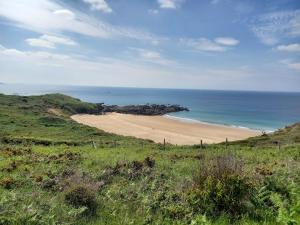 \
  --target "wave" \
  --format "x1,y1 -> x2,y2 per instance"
164,114 -> 274,133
